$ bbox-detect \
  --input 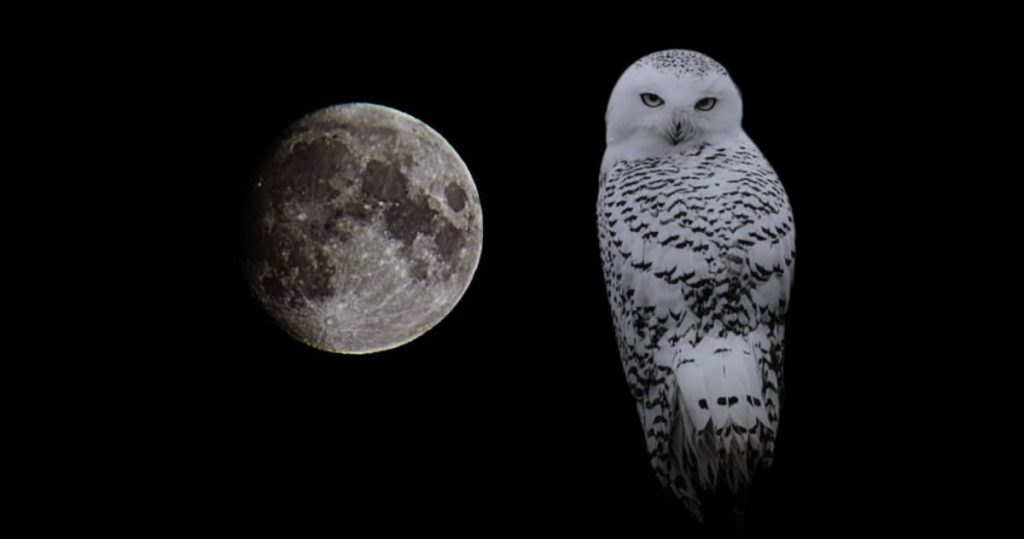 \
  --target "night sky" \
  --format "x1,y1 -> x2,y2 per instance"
143,24 -> 929,536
